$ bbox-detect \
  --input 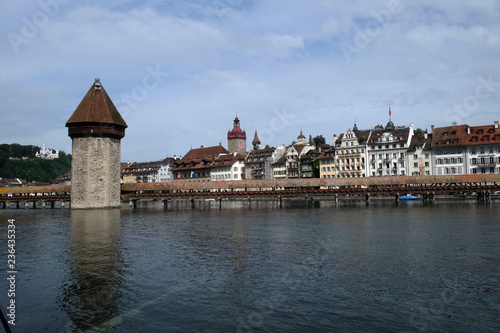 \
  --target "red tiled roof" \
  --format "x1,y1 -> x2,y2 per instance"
172,145 -> 229,171
431,124 -> 468,148
466,123 -> 500,146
